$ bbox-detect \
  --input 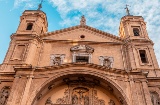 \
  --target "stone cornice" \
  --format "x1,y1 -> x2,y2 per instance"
13,63 -> 147,76
40,25 -> 124,42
